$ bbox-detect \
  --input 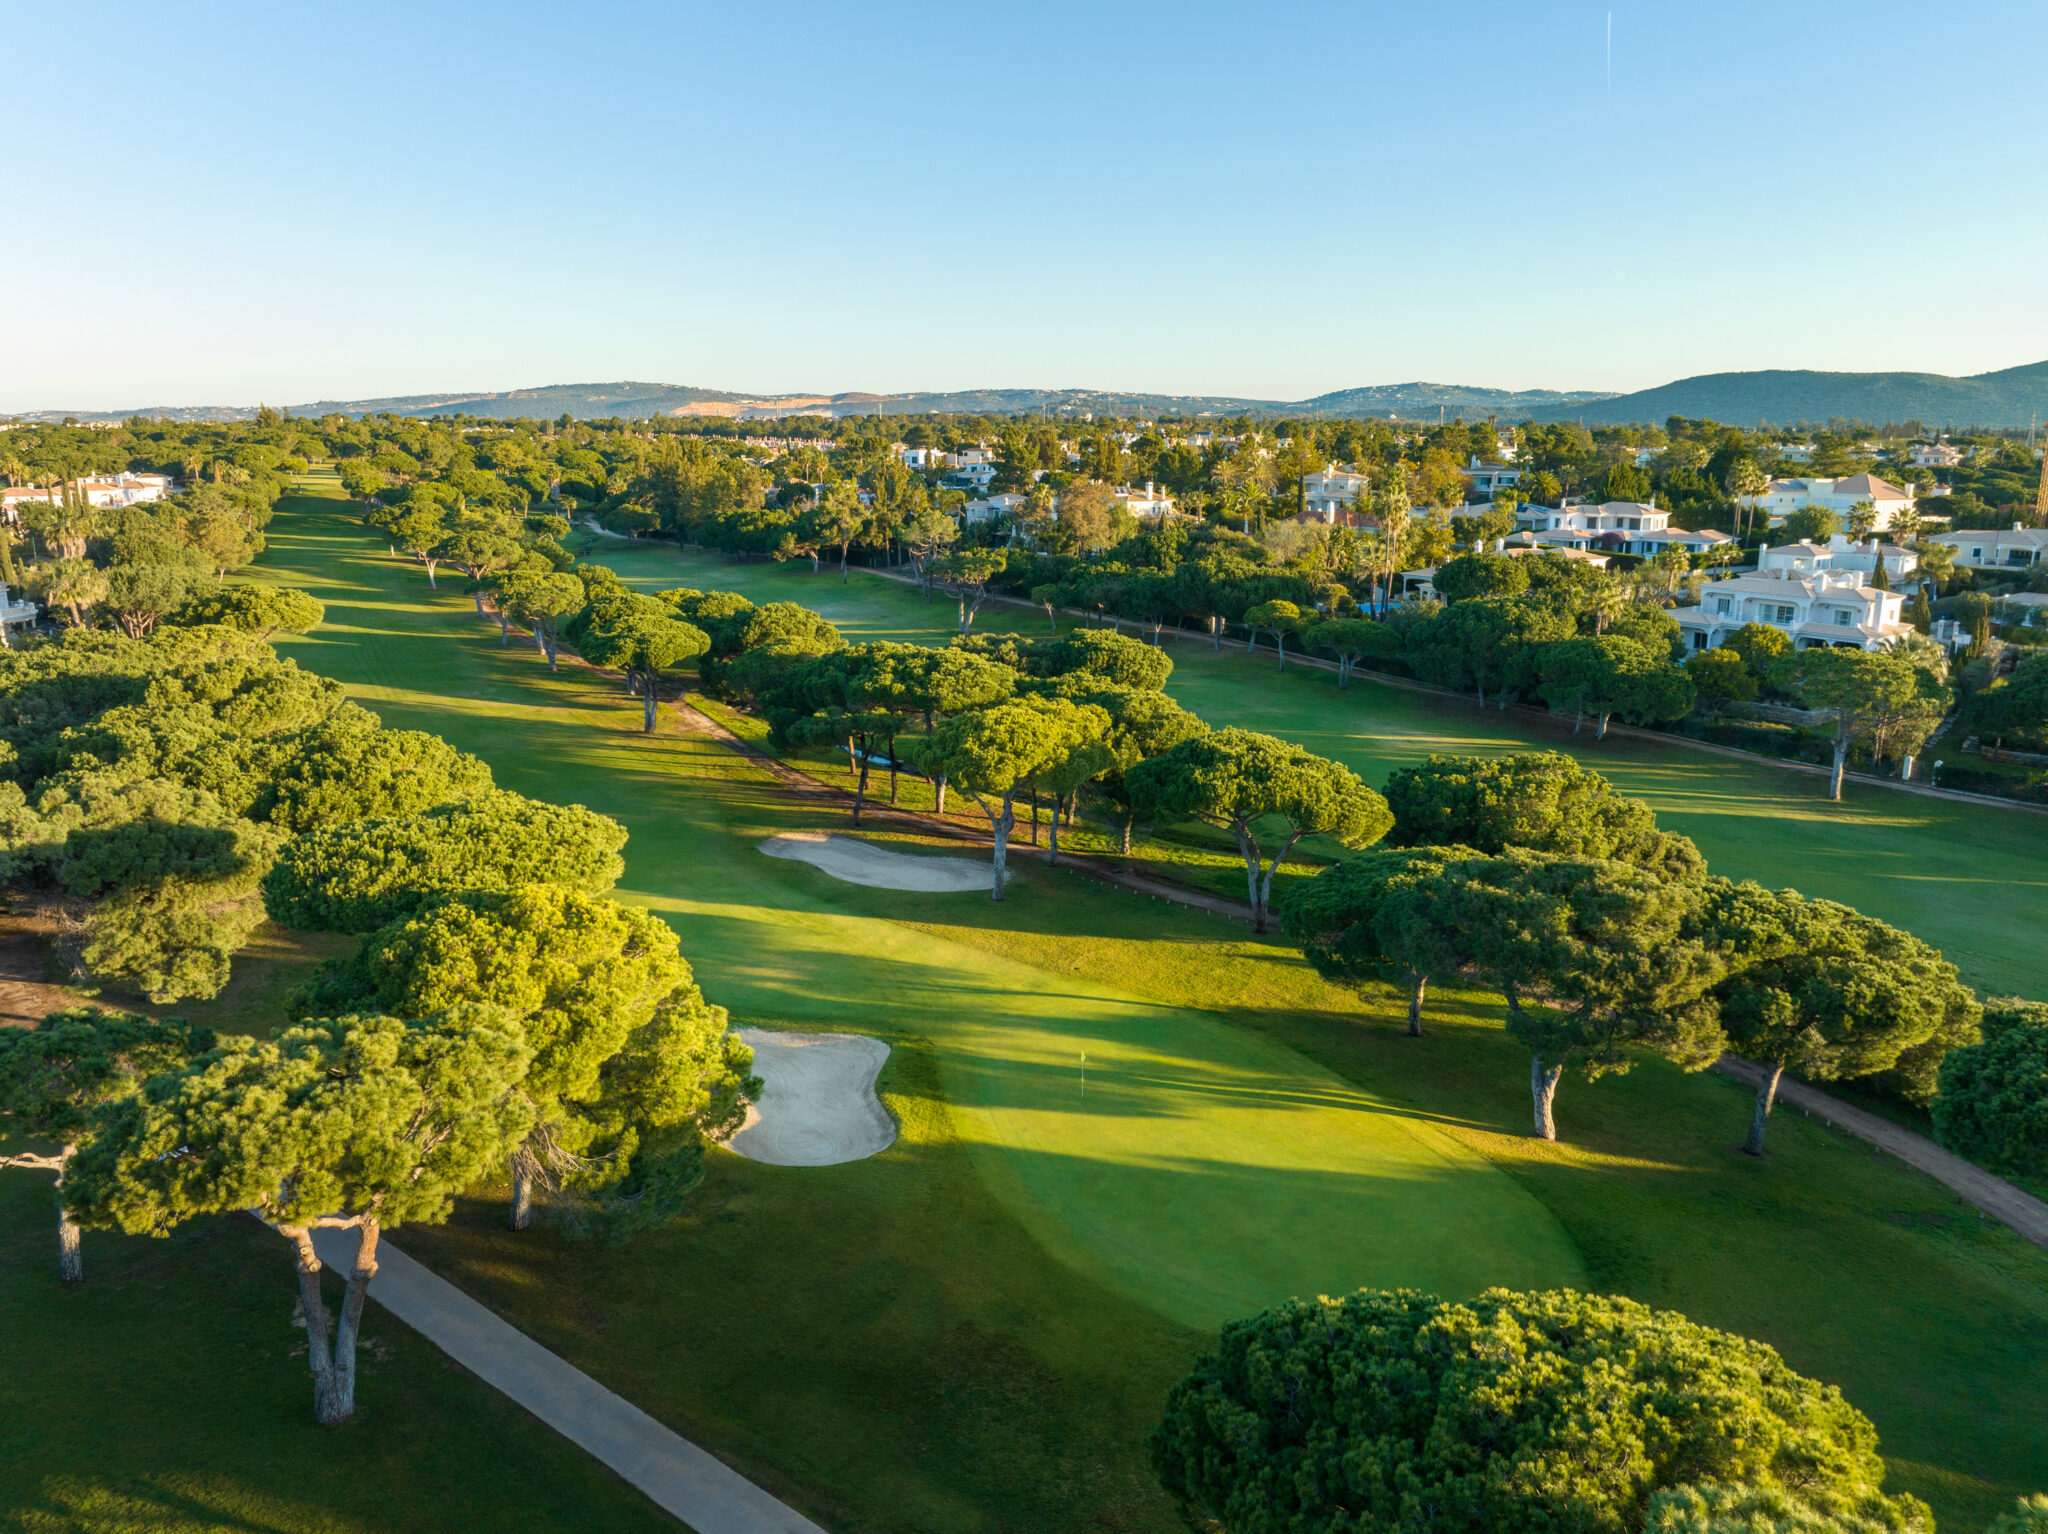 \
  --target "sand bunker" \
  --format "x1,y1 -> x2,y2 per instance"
757,831 -> 997,892
727,1030 -> 895,1166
